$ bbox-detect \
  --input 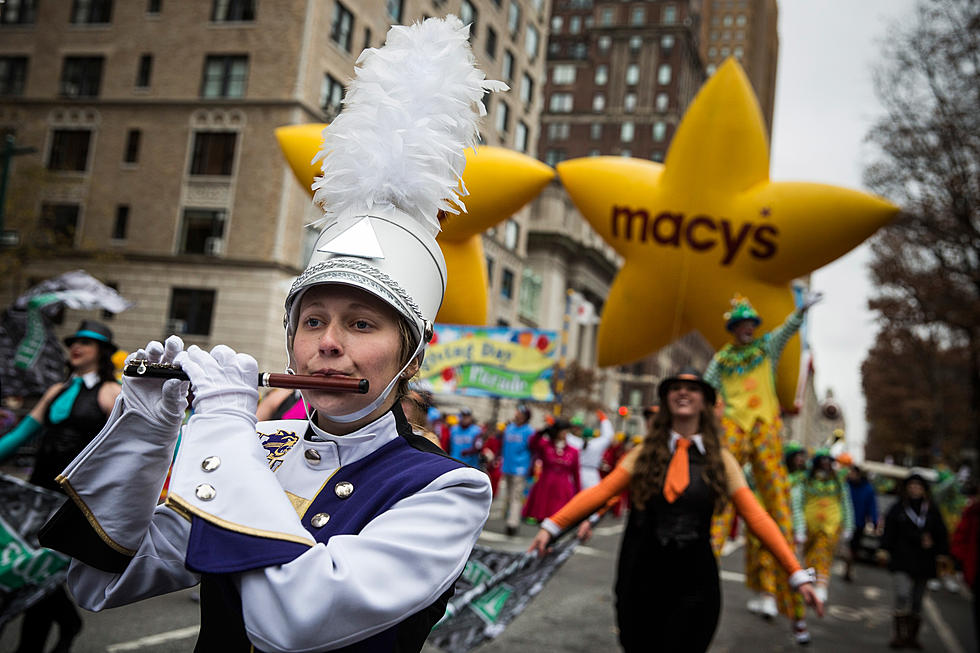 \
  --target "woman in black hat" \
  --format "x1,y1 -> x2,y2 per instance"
0,319 -> 120,652
877,473 -> 949,648
530,368 -> 822,652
